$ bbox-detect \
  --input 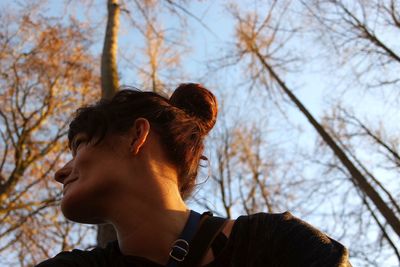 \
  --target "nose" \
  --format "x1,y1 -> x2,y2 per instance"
54,160 -> 73,184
